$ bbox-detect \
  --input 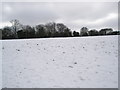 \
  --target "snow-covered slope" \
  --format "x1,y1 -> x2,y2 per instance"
2,36 -> 118,88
